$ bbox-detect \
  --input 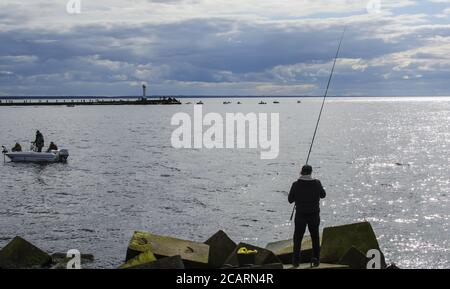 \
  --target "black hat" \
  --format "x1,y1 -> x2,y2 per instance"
301,165 -> 313,176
